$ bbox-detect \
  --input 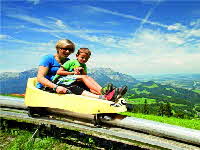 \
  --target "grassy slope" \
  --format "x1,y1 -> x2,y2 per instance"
0,130 -> 95,150
143,83 -> 158,88
193,89 -> 200,94
121,112 -> 200,130
0,94 -> 24,98
127,97 -> 156,104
